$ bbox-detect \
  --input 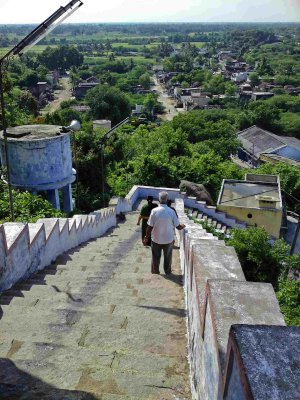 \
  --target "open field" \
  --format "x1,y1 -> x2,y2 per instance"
0,44 -> 58,56
84,55 -> 157,65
